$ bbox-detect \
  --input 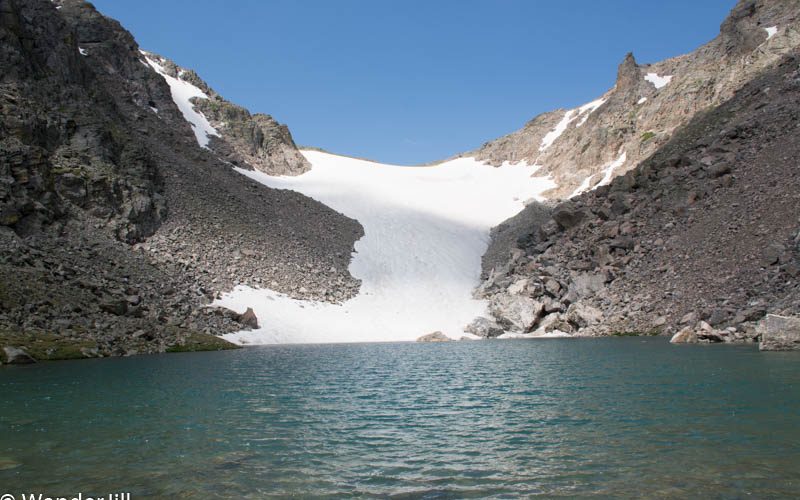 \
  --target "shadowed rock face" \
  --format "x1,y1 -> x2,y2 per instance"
0,0 -> 361,359
464,0 -> 800,200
